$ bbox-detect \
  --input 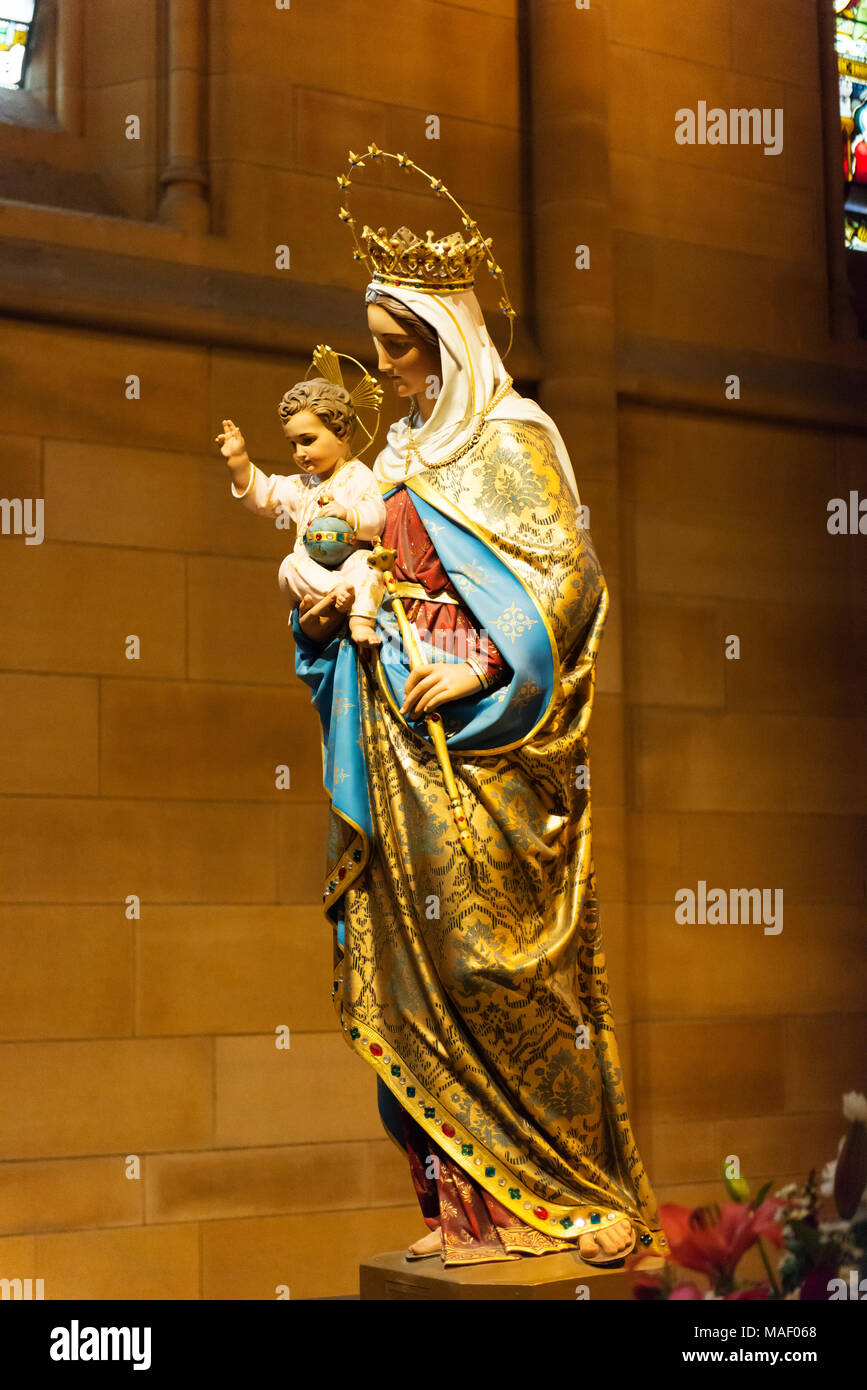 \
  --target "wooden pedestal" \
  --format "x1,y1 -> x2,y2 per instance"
360,1249 -> 664,1301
